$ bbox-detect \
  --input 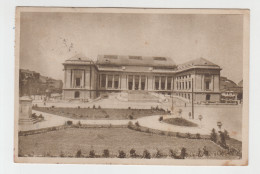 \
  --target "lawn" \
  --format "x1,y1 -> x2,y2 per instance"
162,118 -> 198,127
32,107 -> 167,120
19,127 -> 237,159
